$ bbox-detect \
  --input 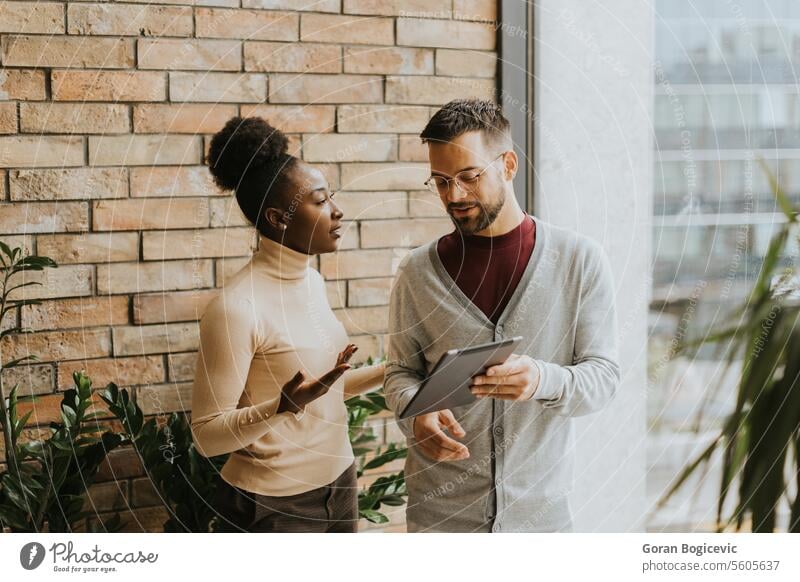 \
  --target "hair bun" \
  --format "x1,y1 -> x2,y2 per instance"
206,116 -> 289,192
